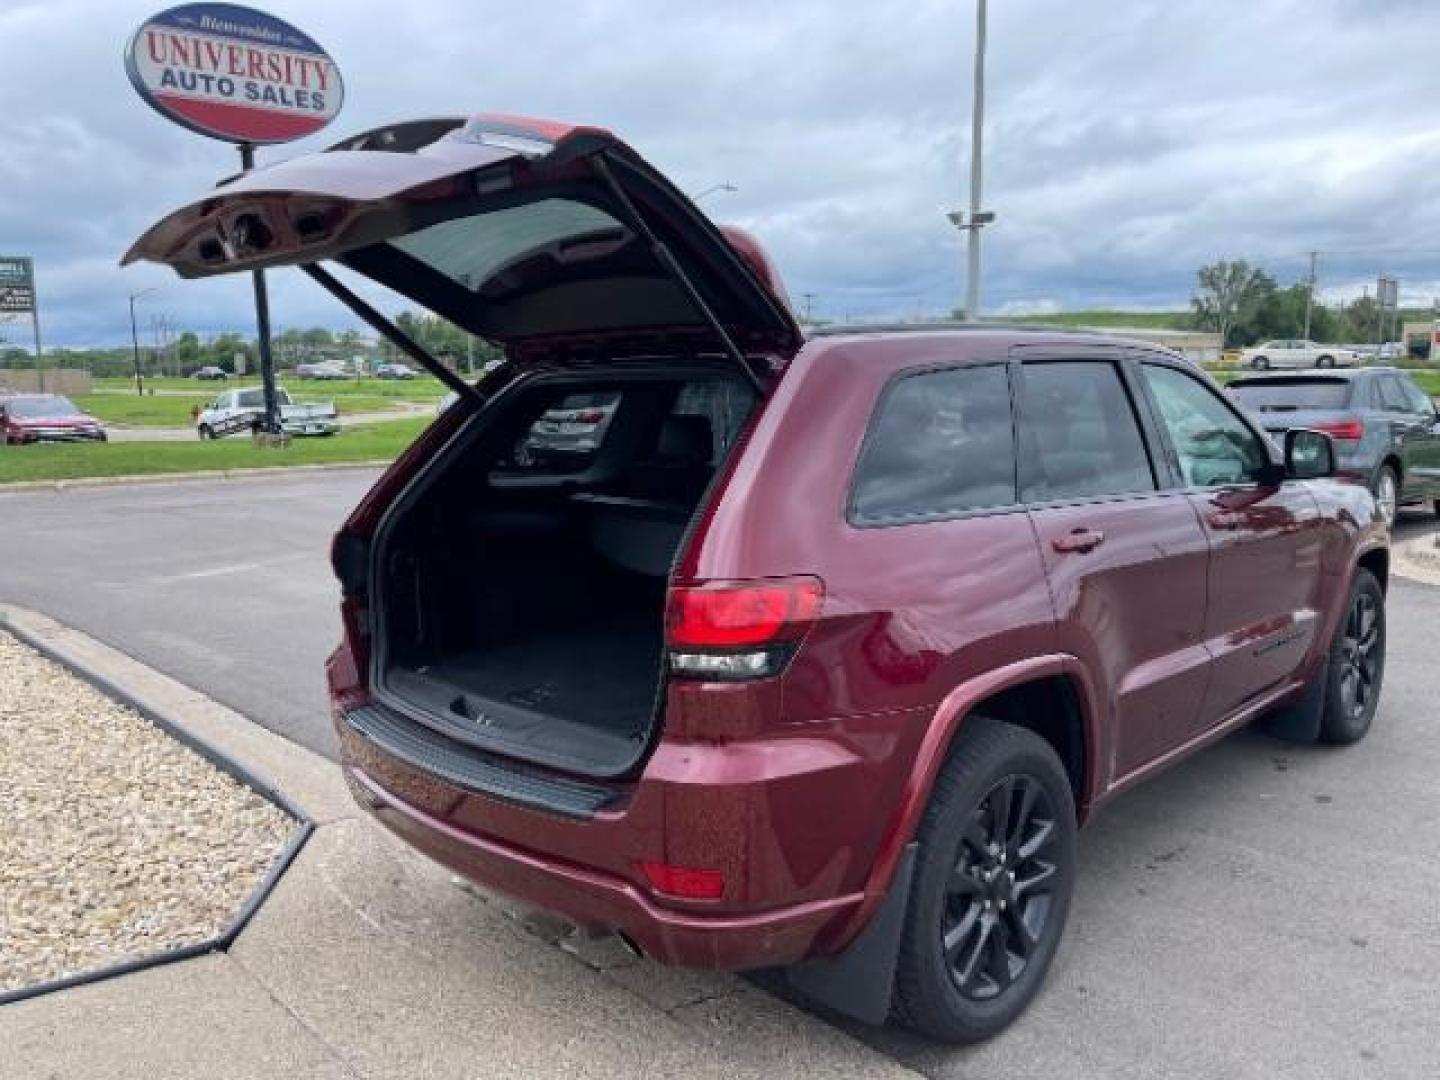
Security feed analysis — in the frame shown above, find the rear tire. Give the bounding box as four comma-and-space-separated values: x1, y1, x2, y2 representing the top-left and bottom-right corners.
1252, 356, 1270, 370
197, 425, 214, 440
1317, 355, 1335, 369
891, 719, 1077, 1043
1317, 568, 1385, 745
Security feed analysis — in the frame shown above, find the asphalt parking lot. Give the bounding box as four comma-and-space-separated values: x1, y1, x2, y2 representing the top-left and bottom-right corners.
2, 472, 1437, 1077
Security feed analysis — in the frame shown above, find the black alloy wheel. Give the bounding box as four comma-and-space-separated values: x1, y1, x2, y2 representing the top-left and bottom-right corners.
892, 720, 1077, 1043
1337, 589, 1381, 726
941, 773, 1060, 1001
1319, 568, 1385, 745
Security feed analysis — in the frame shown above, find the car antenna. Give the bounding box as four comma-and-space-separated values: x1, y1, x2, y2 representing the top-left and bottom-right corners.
593, 154, 766, 394
301, 263, 485, 405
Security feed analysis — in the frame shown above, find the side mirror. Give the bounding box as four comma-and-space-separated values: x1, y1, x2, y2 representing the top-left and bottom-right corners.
1285, 428, 1335, 480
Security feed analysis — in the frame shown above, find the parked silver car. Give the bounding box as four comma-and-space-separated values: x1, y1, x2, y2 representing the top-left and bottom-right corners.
1238, 340, 1363, 370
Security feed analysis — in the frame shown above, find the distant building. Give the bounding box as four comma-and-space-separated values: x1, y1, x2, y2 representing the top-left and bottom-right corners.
1076, 327, 1223, 366
1399, 321, 1435, 358
0, 368, 92, 395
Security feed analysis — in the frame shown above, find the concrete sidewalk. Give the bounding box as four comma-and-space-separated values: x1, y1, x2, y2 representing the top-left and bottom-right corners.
0, 606, 918, 1080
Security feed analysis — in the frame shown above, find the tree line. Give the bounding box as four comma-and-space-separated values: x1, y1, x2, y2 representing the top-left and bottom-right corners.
1190, 259, 1412, 349
0, 312, 500, 377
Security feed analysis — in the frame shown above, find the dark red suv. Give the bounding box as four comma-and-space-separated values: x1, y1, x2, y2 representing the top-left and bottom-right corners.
129, 115, 1389, 1042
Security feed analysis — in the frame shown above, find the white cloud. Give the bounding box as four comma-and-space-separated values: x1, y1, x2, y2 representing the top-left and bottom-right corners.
5, 0, 1440, 343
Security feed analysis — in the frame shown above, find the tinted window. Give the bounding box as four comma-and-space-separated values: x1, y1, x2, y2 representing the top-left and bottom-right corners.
497, 379, 756, 477
1143, 365, 1270, 486
504, 390, 622, 471
391, 198, 628, 294
1376, 376, 1411, 412
1396, 377, 1434, 415
1019, 362, 1155, 501
237, 390, 263, 408
851, 365, 1016, 523
1227, 378, 1352, 412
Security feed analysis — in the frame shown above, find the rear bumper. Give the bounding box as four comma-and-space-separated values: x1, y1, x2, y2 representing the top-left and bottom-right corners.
281, 419, 339, 436
343, 762, 863, 969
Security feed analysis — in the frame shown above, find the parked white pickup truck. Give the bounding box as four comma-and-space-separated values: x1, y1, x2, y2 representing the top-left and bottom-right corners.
196, 386, 339, 439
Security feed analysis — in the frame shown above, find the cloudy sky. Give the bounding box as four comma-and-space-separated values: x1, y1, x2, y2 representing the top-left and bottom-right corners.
5, 0, 1440, 345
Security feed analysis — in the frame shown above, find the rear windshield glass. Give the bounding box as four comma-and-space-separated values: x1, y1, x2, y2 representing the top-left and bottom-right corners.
8, 396, 79, 418
391, 199, 629, 293
1227, 378, 1351, 412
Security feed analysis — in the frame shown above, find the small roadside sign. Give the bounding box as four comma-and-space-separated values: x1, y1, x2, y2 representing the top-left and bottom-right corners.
0, 256, 35, 315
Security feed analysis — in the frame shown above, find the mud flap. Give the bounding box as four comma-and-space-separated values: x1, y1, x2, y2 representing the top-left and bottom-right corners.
1255, 657, 1327, 744
783, 842, 917, 1025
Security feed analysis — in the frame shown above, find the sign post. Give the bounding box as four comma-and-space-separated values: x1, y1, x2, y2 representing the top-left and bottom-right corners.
1377, 275, 1399, 362
0, 256, 43, 392
124, 3, 344, 435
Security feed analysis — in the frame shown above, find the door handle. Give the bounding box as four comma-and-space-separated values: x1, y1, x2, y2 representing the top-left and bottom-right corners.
1052, 528, 1105, 554
1207, 511, 1245, 531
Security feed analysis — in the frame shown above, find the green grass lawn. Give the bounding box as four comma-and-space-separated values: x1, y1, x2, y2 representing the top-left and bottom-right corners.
0, 419, 430, 484
74, 391, 431, 426
1002, 310, 1189, 330
90, 375, 448, 400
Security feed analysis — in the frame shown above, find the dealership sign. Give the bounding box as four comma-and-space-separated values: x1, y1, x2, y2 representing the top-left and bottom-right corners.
125, 3, 343, 144
0, 257, 36, 316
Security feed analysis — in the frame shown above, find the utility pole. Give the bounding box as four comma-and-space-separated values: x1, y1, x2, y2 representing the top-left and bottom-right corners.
800, 292, 816, 323
128, 288, 156, 395
1302, 250, 1319, 340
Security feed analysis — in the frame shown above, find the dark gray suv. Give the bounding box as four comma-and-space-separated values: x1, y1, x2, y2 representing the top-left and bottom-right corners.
1227, 368, 1440, 526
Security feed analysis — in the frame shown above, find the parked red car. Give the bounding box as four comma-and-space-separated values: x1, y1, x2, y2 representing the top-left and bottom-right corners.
128, 115, 1389, 1042
0, 394, 107, 444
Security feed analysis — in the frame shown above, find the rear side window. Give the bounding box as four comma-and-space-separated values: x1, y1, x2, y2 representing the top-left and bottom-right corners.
1018, 362, 1155, 502
850, 365, 1016, 524
1376, 376, 1411, 412
237, 390, 263, 408
1396, 377, 1434, 415
502, 390, 622, 472
1227, 378, 1351, 412
495, 378, 756, 477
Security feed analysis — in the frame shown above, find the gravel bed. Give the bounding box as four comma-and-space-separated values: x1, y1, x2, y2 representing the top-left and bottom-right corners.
0, 633, 296, 995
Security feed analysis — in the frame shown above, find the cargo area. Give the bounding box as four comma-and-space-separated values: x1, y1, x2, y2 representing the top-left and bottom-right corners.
372, 366, 757, 777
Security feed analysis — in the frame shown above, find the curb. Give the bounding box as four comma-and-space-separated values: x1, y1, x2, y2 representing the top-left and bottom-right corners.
0, 612, 315, 1008
0, 459, 389, 494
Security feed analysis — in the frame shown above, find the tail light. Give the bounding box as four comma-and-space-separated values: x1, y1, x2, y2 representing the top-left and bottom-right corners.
572, 408, 606, 423
665, 576, 823, 681
1313, 417, 1364, 442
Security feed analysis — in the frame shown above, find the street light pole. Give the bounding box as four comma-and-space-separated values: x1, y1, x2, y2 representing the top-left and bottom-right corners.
690, 182, 738, 203
965, 0, 988, 320
128, 288, 156, 396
